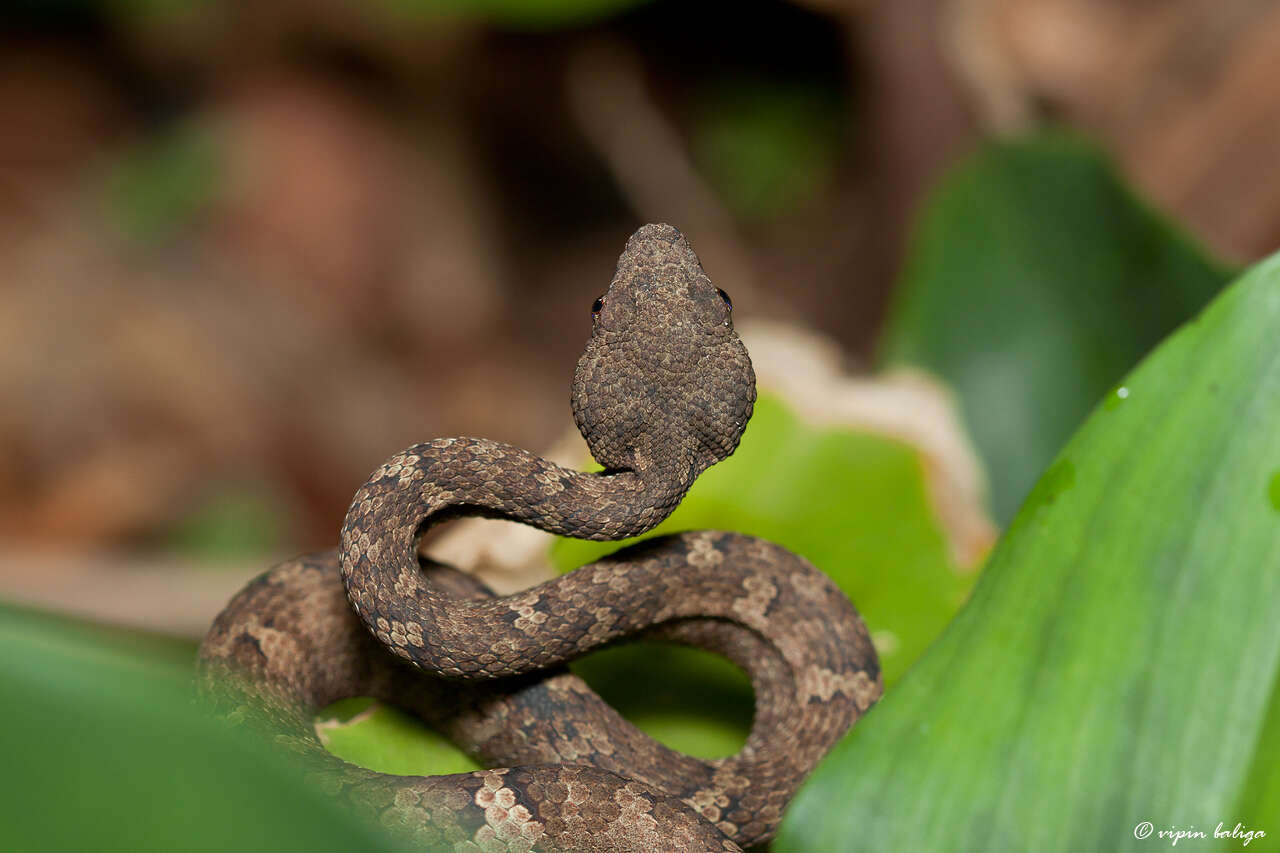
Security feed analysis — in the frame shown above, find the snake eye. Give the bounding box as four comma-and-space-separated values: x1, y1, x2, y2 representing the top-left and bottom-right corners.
716, 288, 732, 325
591, 296, 604, 319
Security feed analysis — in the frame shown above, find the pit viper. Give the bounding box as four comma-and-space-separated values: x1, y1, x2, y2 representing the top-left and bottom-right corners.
200, 224, 882, 852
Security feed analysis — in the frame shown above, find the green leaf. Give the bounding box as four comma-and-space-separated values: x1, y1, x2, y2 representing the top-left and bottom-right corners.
881, 134, 1235, 523
777, 252, 1280, 851
552, 393, 976, 754
0, 606, 408, 853
316, 697, 481, 776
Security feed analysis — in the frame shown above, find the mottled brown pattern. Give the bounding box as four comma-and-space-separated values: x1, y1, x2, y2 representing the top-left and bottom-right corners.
199, 225, 882, 852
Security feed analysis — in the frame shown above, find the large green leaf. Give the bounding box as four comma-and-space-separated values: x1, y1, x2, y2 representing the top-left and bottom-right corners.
0, 606, 409, 853
777, 251, 1280, 850
554, 393, 977, 754
881, 134, 1235, 523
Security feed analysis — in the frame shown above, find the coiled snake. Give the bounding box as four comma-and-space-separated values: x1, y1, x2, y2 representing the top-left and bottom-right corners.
199, 224, 882, 852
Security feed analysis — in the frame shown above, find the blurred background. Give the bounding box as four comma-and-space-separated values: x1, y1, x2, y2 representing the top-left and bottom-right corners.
2, 0, 1279, 643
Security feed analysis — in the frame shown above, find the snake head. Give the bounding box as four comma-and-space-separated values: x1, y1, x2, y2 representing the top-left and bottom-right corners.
572, 224, 756, 487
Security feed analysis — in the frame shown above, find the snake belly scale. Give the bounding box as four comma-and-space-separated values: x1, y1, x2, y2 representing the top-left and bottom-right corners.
199, 224, 882, 852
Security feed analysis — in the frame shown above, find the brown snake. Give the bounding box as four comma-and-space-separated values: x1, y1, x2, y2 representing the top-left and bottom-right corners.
199, 224, 882, 852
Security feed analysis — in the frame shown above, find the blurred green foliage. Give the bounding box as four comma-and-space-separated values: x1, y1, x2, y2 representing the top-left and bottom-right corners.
165, 483, 290, 562
102, 122, 223, 245
0, 606, 408, 853
691, 80, 846, 222
779, 251, 1280, 851
881, 134, 1235, 524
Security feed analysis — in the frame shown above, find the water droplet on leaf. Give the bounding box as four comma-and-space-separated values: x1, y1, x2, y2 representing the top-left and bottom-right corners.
1104, 385, 1130, 411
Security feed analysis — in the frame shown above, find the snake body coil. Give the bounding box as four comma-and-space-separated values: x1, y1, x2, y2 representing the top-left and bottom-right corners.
200, 224, 882, 852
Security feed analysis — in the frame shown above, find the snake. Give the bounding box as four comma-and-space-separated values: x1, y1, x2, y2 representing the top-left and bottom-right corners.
199, 224, 882, 853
